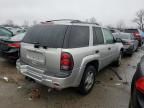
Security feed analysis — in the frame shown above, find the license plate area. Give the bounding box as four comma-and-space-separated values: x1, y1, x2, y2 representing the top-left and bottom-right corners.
27, 50, 45, 64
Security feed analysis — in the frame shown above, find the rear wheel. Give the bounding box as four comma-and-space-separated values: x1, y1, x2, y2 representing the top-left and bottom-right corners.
78, 65, 96, 95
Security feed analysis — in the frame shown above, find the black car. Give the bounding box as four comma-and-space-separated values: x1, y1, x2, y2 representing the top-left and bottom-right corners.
129, 56, 144, 108
0, 32, 25, 60
113, 32, 138, 55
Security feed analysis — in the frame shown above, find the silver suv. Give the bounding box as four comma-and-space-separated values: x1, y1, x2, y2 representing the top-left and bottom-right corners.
16, 20, 123, 94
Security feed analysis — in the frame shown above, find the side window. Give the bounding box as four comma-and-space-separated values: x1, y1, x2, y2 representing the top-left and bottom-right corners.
93, 27, 104, 45
103, 29, 114, 44
68, 26, 89, 48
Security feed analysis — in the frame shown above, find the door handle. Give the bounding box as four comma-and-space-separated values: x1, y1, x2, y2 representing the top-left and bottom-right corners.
108, 47, 111, 50
95, 50, 99, 53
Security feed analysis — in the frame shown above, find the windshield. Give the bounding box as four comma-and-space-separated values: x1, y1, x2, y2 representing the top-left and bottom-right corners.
22, 24, 68, 48
0, 28, 12, 36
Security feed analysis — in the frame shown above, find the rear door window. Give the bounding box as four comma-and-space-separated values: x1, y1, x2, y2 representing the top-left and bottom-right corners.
68, 26, 89, 48
23, 24, 68, 48
103, 29, 114, 44
93, 27, 104, 45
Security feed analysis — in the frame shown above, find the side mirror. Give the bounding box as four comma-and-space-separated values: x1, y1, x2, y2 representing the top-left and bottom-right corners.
115, 38, 123, 43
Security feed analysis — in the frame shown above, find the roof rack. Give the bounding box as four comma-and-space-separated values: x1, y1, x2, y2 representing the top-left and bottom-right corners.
45, 19, 80, 23
74, 21, 99, 25
41, 19, 99, 25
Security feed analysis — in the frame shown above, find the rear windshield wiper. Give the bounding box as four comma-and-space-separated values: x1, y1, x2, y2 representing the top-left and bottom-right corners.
33, 42, 40, 48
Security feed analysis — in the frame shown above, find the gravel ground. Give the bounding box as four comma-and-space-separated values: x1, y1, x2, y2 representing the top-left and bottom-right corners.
0, 49, 143, 108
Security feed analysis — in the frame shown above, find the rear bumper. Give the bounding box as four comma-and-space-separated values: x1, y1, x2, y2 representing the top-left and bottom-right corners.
123, 46, 134, 54
16, 60, 80, 89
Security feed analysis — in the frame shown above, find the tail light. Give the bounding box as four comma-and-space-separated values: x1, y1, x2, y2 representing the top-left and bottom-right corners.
136, 77, 144, 94
133, 32, 141, 39
60, 52, 74, 71
8, 42, 20, 48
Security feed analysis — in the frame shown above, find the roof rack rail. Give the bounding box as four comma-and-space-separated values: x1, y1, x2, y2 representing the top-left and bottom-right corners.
41, 19, 100, 25
45, 19, 81, 22
74, 21, 100, 25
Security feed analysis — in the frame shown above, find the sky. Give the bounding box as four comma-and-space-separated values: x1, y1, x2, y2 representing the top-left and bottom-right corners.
0, 0, 144, 27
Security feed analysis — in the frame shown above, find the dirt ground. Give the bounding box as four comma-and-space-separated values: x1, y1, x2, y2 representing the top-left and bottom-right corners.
0, 49, 144, 108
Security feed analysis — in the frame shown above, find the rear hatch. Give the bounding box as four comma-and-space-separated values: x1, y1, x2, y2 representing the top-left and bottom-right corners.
21, 24, 68, 75
125, 29, 141, 40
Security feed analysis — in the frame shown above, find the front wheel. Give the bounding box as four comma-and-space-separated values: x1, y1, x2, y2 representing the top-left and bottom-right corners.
78, 65, 96, 95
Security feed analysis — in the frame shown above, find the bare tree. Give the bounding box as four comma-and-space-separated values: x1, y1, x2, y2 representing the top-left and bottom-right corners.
85, 19, 89, 22
33, 20, 37, 25
5, 20, 14, 26
23, 20, 29, 27
89, 17, 97, 23
116, 20, 125, 30
107, 24, 115, 29
133, 9, 144, 30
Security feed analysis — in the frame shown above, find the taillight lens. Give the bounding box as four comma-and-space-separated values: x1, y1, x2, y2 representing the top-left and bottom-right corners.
136, 77, 144, 94
60, 52, 74, 71
133, 32, 141, 38
8, 42, 20, 48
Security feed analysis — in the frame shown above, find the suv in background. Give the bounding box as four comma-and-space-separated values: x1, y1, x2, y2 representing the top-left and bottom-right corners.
16, 20, 123, 94
124, 29, 143, 46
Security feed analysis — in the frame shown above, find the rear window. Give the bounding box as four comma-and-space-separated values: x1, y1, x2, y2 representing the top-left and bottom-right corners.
23, 24, 67, 48
125, 29, 138, 33
68, 26, 89, 48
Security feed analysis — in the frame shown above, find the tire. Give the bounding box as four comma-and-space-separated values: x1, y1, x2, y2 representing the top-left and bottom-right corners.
129, 89, 137, 108
129, 98, 132, 108
135, 47, 138, 52
115, 51, 122, 67
78, 65, 96, 95
128, 53, 133, 56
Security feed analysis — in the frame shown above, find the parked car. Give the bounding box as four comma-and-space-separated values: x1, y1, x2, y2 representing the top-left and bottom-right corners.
16, 20, 123, 94
0, 32, 26, 60
0, 27, 14, 40
129, 55, 144, 108
110, 29, 120, 33
113, 32, 138, 55
124, 29, 143, 46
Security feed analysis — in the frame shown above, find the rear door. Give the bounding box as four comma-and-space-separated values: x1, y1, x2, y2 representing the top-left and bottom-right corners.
92, 27, 110, 69
21, 24, 68, 74
102, 28, 118, 63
